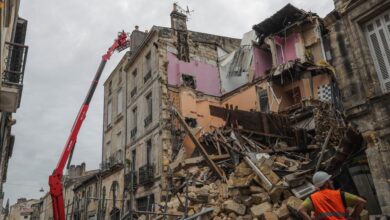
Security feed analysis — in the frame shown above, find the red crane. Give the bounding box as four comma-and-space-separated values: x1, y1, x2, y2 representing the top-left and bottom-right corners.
49, 31, 130, 220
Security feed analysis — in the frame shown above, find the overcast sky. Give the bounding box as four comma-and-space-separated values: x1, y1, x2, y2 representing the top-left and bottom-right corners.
4, 0, 334, 204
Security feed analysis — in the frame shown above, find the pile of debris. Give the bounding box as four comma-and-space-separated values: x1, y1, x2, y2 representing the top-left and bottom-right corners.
162, 102, 361, 220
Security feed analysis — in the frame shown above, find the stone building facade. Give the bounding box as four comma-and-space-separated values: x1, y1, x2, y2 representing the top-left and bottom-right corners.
326, 0, 390, 215
8, 198, 39, 220
0, 0, 28, 210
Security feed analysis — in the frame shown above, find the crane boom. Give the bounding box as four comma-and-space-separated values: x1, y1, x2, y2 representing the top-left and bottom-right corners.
49, 31, 130, 220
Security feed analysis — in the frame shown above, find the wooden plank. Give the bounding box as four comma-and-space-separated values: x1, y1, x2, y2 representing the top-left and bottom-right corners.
172, 107, 225, 180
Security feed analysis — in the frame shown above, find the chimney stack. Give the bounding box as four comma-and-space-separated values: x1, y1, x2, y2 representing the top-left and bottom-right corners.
170, 3, 187, 31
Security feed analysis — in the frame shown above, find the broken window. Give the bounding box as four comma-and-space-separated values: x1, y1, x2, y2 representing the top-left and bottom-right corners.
181, 74, 196, 89
107, 101, 112, 125
146, 139, 152, 165
258, 89, 269, 112
185, 117, 197, 128
365, 9, 390, 93
117, 88, 123, 115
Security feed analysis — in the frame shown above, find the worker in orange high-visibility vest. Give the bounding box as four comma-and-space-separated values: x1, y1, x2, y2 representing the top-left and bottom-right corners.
298, 171, 367, 220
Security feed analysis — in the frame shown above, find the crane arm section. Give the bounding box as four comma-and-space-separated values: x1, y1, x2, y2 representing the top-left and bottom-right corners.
49, 31, 129, 220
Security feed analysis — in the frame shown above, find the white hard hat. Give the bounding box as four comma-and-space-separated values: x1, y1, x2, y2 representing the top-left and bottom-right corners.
312, 171, 332, 187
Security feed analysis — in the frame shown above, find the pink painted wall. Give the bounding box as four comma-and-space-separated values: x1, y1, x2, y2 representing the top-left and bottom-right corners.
253, 47, 272, 80
274, 33, 299, 64
167, 52, 221, 96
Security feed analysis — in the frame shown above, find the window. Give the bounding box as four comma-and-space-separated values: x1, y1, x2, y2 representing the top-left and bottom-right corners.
108, 81, 112, 95
182, 74, 196, 89
146, 93, 152, 117
144, 52, 152, 83
116, 131, 122, 150
117, 88, 123, 115
131, 149, 136, 171
131, 69, 138, 97
365, 9, 390, 93
132, 107, 138, 128
107, 101, 112, 125
145, 52, 152, 74
137, 194, 155, 212
146, 139, 152, 165
144, 93, 153, 127
258, 89, 269, 112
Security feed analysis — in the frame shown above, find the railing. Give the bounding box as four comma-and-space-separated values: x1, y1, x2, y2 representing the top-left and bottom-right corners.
138, 164, 154, 185
143, 70, 152, 83
144, 115, 152, 127
2, 42, 28, 87
125, 171, 138, 190
131, 127, 137, 138
130, 87, 137, 97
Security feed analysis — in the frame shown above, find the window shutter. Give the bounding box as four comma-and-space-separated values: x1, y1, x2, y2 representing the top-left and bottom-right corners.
366, 10, 390, 93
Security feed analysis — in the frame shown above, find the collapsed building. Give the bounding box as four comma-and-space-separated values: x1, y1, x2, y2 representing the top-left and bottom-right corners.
28, 1, 390, 219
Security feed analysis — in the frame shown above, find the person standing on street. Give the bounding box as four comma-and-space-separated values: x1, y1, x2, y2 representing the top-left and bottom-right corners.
298, 171, 367, 220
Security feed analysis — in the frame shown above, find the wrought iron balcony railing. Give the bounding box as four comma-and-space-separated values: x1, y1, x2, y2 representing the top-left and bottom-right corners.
138, 164, 154, 185
2, 42, 28, 87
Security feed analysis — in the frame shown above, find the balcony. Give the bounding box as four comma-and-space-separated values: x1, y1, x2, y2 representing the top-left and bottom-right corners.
144, 114, 152, 127
138, 164, 154, 185
143, 70, 152, 83
131, 127, 137, 138
125, 171, 138, 190
0, 42, 29, 112
130, 87, 137, 97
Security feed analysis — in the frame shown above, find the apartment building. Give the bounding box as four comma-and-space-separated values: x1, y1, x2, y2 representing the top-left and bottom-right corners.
8, 198, 39, 220
0, 0, 28, 211
325, 0, 390, 215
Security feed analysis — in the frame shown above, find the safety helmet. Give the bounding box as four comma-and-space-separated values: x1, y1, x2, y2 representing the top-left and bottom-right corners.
312, 171, 332, 187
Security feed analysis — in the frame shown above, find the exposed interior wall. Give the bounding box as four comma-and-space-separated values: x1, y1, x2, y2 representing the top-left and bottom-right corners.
252, 47, 272, 80
167, 52, 221, 96
268, 73, 332, 112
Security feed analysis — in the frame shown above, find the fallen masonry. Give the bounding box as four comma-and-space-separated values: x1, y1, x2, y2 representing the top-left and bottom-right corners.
147, 100, 366, 220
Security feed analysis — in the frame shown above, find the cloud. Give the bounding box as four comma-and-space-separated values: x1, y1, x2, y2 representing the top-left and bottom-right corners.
4, 0, 334, 204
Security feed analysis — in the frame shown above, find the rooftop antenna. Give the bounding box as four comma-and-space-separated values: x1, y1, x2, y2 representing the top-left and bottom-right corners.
174, 2, 194, 20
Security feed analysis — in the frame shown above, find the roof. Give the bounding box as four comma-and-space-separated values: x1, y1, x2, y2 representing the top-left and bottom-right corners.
252, 4, 308, 36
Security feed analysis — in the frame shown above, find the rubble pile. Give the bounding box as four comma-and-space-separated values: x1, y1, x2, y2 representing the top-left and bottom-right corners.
162, 102, 361, 220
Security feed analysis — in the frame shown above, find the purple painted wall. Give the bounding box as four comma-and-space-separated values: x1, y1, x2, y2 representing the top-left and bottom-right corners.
253, 47, 272, 80
274, 33, 299, 64
167, 52, 221, 96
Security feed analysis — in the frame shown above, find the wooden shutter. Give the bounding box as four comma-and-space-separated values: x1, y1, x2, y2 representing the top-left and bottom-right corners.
366, 10, 390, 93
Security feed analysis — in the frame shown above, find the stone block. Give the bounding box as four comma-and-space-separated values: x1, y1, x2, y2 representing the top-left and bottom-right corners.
250, 202, 272, 218
223, 199, 246, 216
252, 192, 270, 204
286, 196, 303, 213
250, 186, 265, 193
263, 212, 279, 220
274, 204, 289, 220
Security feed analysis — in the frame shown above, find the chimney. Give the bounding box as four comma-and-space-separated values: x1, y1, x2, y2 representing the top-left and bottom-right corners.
81, 162, 86, 175
68, 165, 76, 178
130, 25, 147, 52
170, 3, 187, 31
